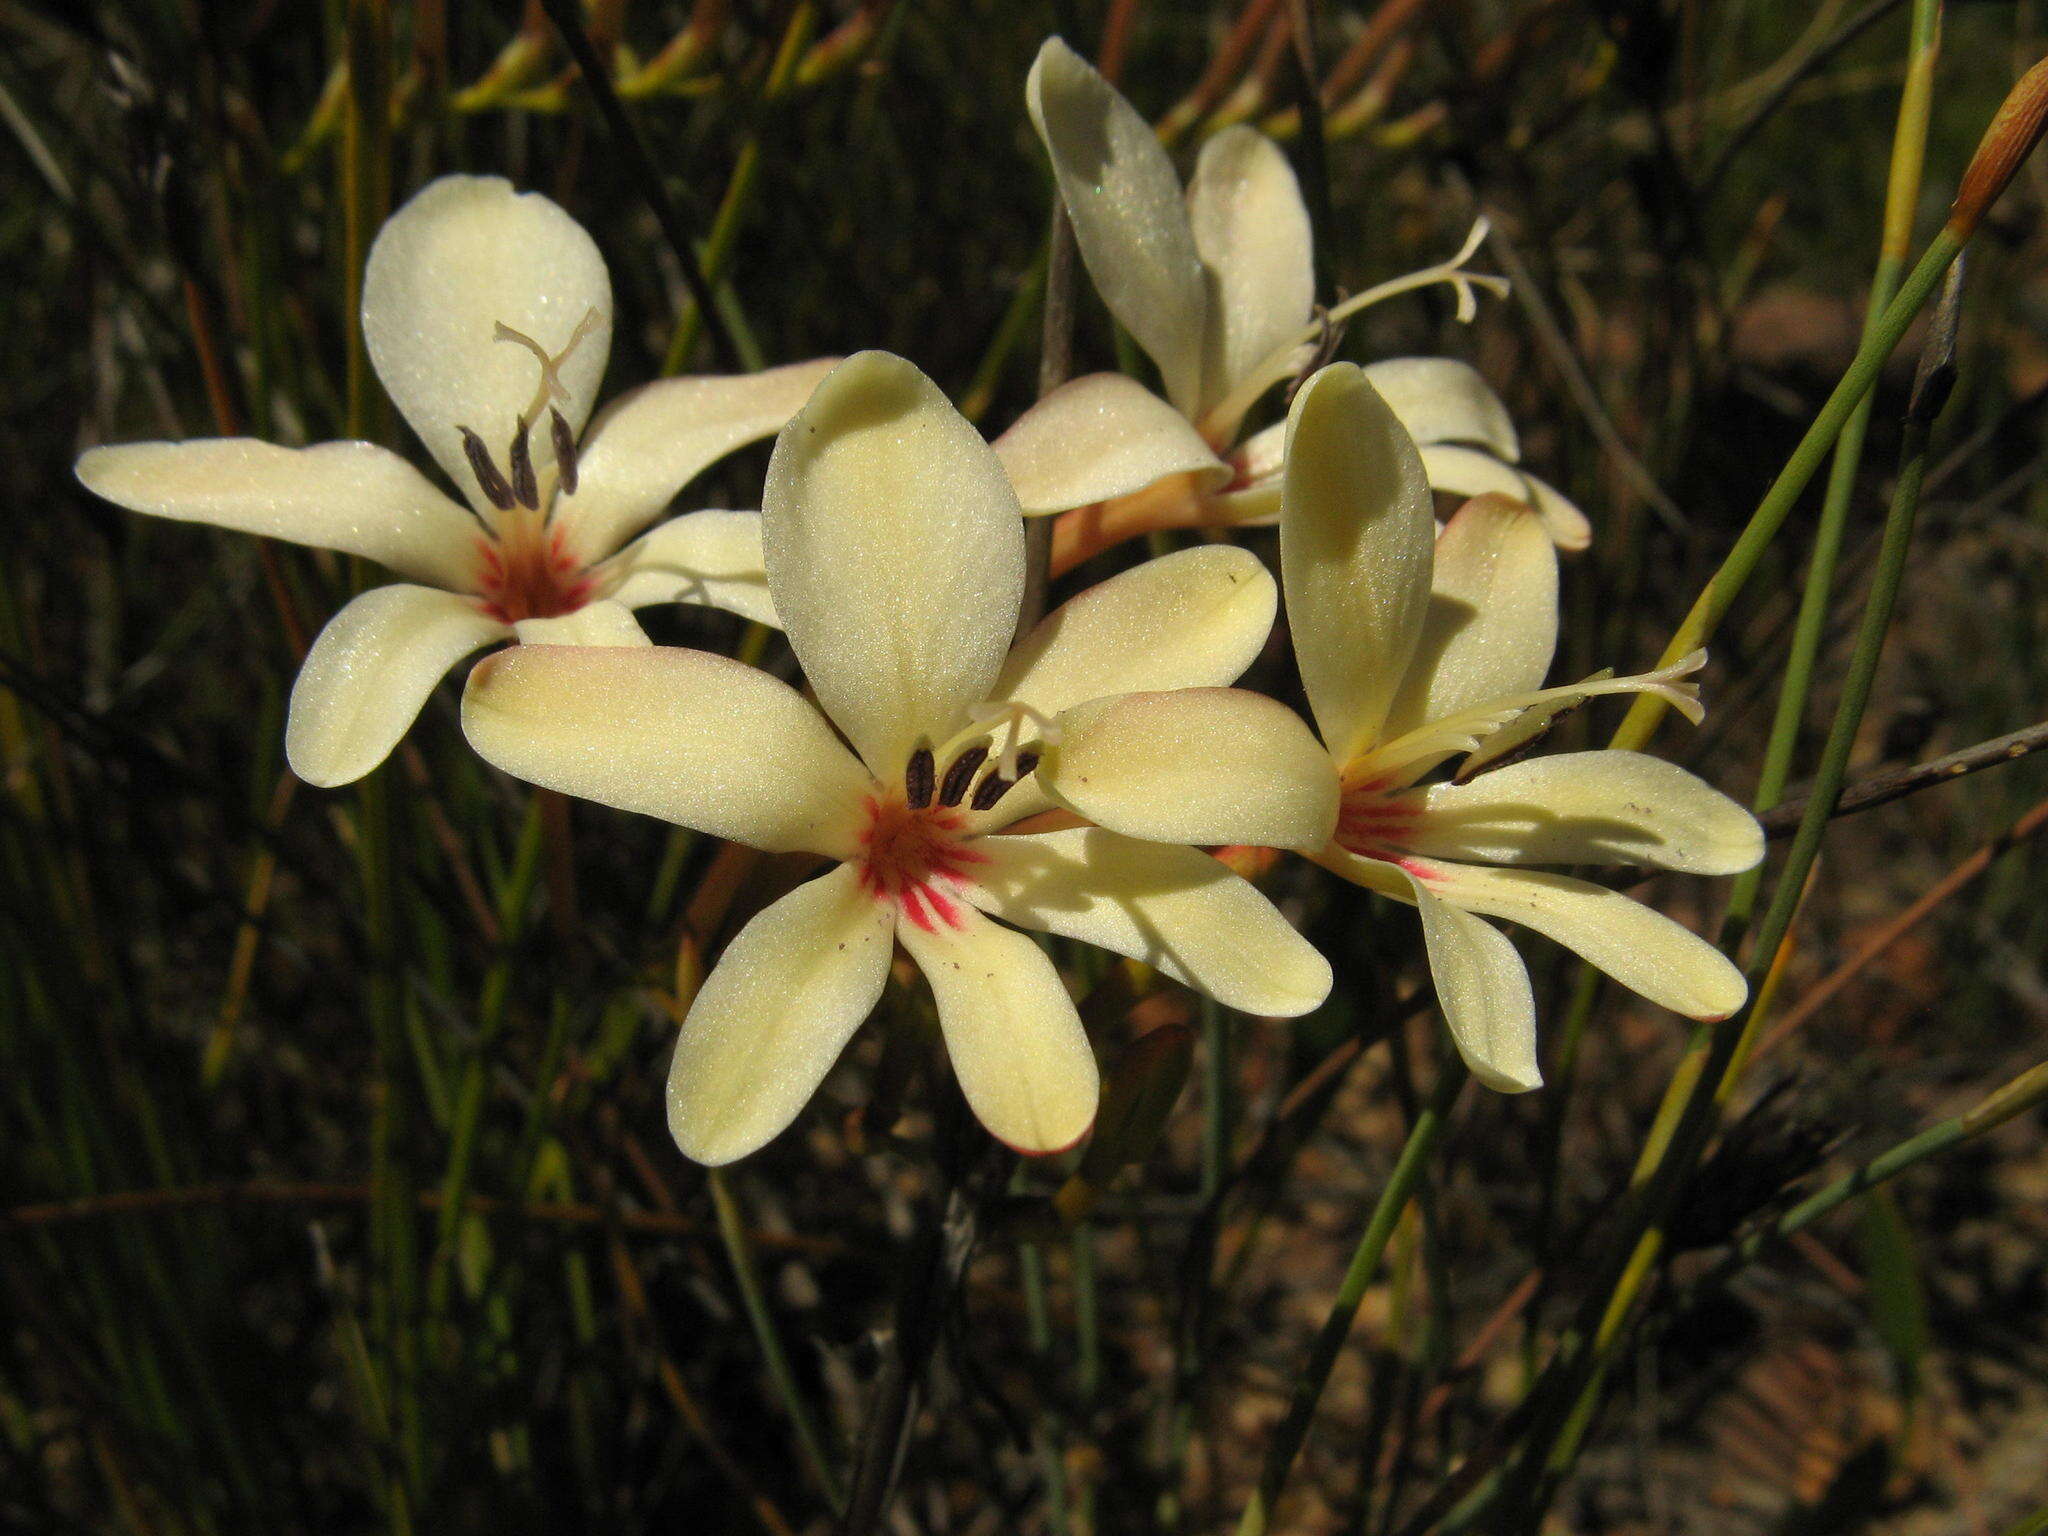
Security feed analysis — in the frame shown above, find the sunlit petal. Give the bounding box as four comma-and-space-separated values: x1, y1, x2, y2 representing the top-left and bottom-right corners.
286, 583, 509, 787
1418, 444, 1591, 552
593, 509, 778, 625
1040, 688, 1339, 851
971, 827, 1331, 1016
555, 358, 838, 557
1026, 38, 1208, 416
1362, 358, 1520, 459
362, 176, 611, 510
994, 374, 1228, 514
667, 864, 893, 1165
1281, 363, 1435, 761
510, 599, 649, 647
1385, 493, 1557, 737
996, 545, 1274, 718
1400, 752, 1764, 874
1187, 126, 1314, 426
763, 352, 1023, 777
76, 439, 483, 589
1401, 872, 1540, 1092
461, 644, 871, 858
899, 906, 1099, 1154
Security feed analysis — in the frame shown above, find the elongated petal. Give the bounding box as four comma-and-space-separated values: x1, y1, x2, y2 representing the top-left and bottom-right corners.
1385, 493, 1557, 737
1401, 855, 1746, 1020
511, 599, 649, 647
899, 906, 1098, 1154
1401, 752, 1764, 874
1209, 419, 1286, 527
1418, 444, 1591, 552
556, 358, 839, 557
996, 545, 1275, 718
286, 584, 509, 787
1187, 127, 1314, 423
1039, 688, 1339, 850
594, 509, 777, 625
763, 352, 1023, 777
363, 176, 611, 510
667, 864, 893, 1165
994, 374, 1228, 514
971, 828, 1330, 1016
76, 439, 483, 589
1026, 38, 1208, 416
1362, 358, 1520, 459
1402, 873, 1540, 1091
1281, 363, 1435, 761
461, 644, 871, 858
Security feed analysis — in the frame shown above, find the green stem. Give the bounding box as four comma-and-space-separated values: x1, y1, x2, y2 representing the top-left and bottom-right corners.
1234, 1059, 1467, 1536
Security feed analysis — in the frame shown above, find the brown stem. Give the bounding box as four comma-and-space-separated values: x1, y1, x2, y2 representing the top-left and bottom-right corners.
1761, 717, 2048, 836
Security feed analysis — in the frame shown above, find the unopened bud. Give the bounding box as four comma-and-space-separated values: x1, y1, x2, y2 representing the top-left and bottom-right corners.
1950, 55, 2048, 239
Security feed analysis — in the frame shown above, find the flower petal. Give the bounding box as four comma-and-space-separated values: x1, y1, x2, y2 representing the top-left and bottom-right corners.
594, 509, 777, 625
1400, 872, 1540, 1092
461, 644, 871, 857
510, 599, 649, 647
996, 544, 1275, 718
1026, 38, 1209, 417
362, 176, 611, 512
555, 358, 839, 558
898, 906, 1098, 1154
286, 584, 509, 787
969, 827, 1330, 1016
1186, 126, 1314, 428
667, 863, 893, 1165
1209, 419, 1286, 527
1362, 358, 1520, 459
1385, 492, 1557, 737
1395, 855, 1747, 1020
993, 374, 1228, 514
76, 439, 483, 589
1039, 688, 1339, 851
1418, 444, 1591, 552
1281, 363, 1436, 762
1401, 751, 1764, 874
763, 352, 1024, 777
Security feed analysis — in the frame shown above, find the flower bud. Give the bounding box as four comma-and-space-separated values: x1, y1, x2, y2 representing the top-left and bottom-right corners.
1950, 55, 2048, 239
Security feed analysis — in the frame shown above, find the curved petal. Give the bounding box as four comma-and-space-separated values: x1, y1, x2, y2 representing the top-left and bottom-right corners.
76, 439, 483, 589
1362, 358, 1520, 459
1187, 126, 1314, 425
461, 644, 871, 858
970, 827, 1330, 1016
362, 176, 612, 511
1210, 419, 1286, 527
594, 509, 777, 625
996, 544, 1275, 718
1401, 855, 1746, 1021
994, 374, 1228, 514
1401, 872, 1540, 1093
1281, 363, 1436, 762
1039, 688, 1339, 851
1401, 752, 1764, 874
667, 863, 893, 1165
899, 905, 1098, 1154
511, 599, 649, 647
1385, 493, 1557, 737
1418, 444, 1591, 552
1026, 38, 1208, 417
286, 584, 509, 787
763, 352, 1024, 778
555, 358, 839, 558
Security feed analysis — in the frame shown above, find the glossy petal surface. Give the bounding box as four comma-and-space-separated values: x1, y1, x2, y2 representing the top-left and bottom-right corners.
994, 374, 1227, 514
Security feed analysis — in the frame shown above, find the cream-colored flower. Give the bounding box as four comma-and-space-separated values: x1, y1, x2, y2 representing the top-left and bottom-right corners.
461, 352, 1333, 1164
1046, 364, 1759, 1093
995, 37, 1588, 567
76, 175, 834, 786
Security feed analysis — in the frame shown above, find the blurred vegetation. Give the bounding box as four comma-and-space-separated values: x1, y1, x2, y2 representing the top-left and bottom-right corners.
4, 1, 2048, 1533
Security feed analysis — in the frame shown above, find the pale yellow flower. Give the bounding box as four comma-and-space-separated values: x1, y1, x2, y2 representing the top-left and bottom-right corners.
460, 352, 1333, 1164
76, 175, 833, 785
993, 38, 1588, 568
1045, 364, 1760, 1092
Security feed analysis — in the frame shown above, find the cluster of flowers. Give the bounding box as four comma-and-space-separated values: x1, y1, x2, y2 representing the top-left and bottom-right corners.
78, 40, 1761, 1166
